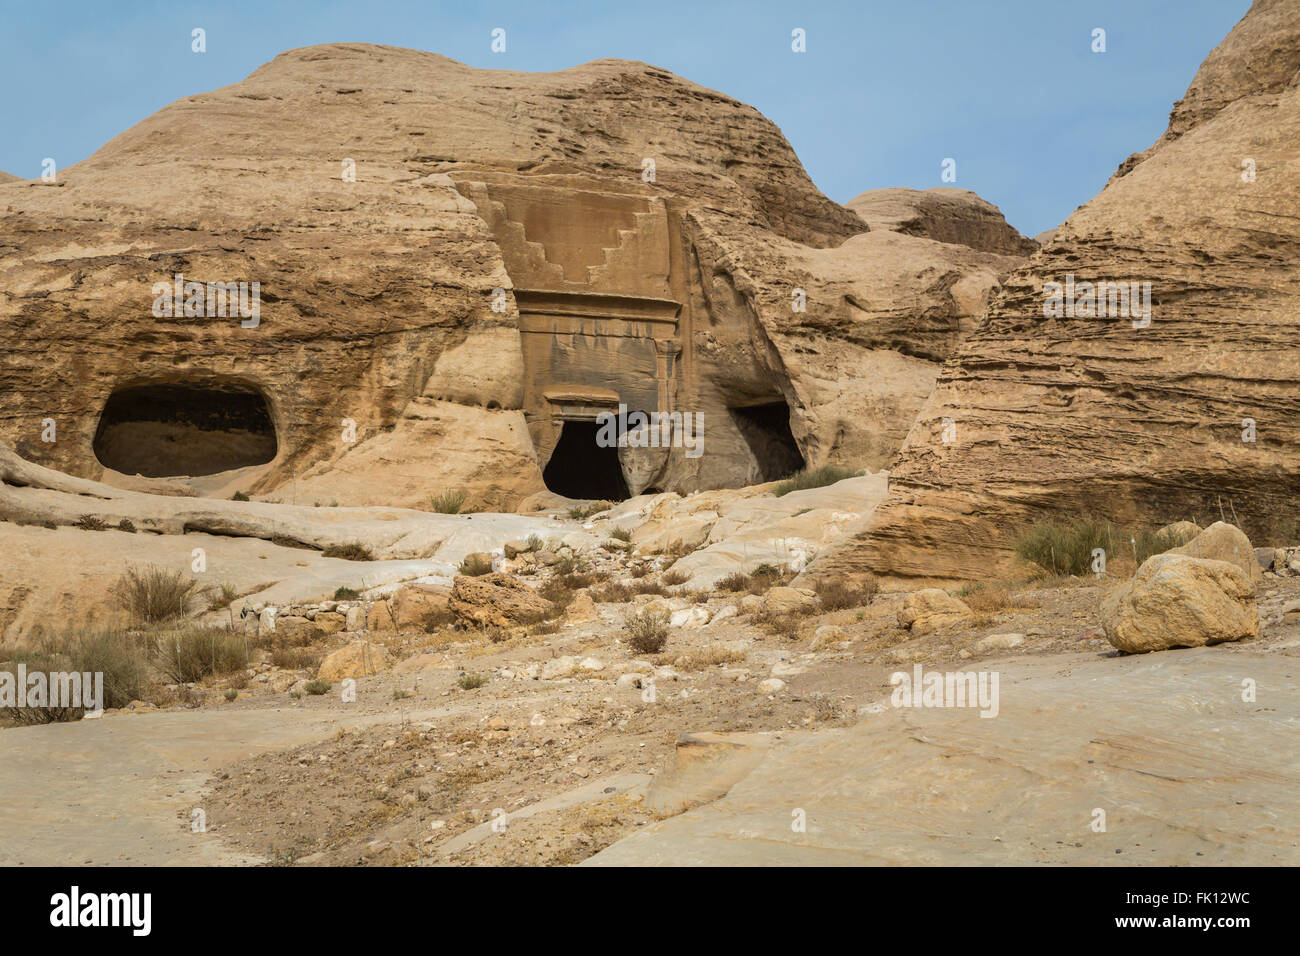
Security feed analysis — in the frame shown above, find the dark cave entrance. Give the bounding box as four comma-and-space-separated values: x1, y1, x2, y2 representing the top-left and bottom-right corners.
92, 382, 277, 478
730, 400, 805, 482
543, 420, 631, 501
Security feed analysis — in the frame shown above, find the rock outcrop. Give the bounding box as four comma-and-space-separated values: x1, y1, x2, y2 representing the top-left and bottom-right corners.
0, 43, 1029, 508
846, 187, 1037, 257
809, 0, 1300, 584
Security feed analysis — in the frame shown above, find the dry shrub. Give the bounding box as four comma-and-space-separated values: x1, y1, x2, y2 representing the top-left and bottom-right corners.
956, 581, 1039, 613
659, 539, 697, 560
623, 607, 670, 654
662, 569, 691, 586
271, 646, 322, 671
715, 571, 751, 593
814, 575, 878, 611
152, 625, 250, 684
591, 580, 632, 603
774, 464, 858, 497
115, 565, 201, 624
1, 629, 149, 723
322, 543, 373, 561
674, 645, 745, 671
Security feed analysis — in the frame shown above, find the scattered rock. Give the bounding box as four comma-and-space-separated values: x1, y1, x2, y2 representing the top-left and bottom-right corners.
756, 678, 787, 694
976, 633, 1025, 652
763, 586, 818, 615
898, 589, 971, 634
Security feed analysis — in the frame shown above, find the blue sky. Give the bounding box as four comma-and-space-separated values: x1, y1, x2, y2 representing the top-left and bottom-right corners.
0, 0, 1249, 237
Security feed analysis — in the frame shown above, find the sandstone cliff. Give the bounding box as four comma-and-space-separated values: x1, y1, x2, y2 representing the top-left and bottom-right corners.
808, 0, 1300, 585
0, 43, 1027, 509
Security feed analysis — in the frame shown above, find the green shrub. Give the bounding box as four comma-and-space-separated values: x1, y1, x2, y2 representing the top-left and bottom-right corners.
224, 689, 238, 702
231, 491, 250, 502
457, 672, 488, 690
1014, 517, 1119, 577
774, 465, 858, 497
304, 679, 331, 696
333, 585, 360, 600
74, 514, 107, 531
115, 565, 201, 624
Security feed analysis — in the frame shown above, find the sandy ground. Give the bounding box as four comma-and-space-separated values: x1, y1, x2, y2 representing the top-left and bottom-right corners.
4, 573, 1298, 866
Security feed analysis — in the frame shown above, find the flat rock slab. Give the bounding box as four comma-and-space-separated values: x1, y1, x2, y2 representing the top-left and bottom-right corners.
0, 705, 457, 866
587, 647, 1300, 865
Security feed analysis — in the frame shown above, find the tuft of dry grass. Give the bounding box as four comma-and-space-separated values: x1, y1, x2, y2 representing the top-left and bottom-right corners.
115, 565, 201, 624
322, 543, 373, 561
674, 645, 745, 671
430, 489, 468, 514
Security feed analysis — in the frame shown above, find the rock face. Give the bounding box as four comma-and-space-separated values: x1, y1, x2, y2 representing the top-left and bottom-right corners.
1102, 553, 1258, 653
846, 188, 1037, 257
0, 43, 1028, 509
809, 0, 1300, 584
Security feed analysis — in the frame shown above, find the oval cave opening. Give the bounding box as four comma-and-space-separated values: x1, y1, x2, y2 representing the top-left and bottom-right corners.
92, 381, 277, 478
542, 420, 631, 501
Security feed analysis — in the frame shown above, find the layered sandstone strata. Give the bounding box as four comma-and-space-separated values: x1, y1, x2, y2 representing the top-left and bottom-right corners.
809, 0, 1300, 584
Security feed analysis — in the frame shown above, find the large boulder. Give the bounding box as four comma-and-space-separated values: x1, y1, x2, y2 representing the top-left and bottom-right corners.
897, 589, 971, 635
1168, 521, 1262, 586
391, 585, 452, 630
1101, 554, 1258, 654
449, 573, 553, 628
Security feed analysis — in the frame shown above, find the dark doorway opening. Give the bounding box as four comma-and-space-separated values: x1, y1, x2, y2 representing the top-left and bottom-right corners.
93, 381, 277, 477
730, 401, 805, 482
543, 420, 631, 501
